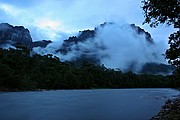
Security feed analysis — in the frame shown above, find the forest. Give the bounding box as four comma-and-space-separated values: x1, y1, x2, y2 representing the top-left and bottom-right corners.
0, 47, 179, 91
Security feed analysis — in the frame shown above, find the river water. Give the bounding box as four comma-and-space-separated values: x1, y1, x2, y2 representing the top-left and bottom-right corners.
0, 88, 179, 120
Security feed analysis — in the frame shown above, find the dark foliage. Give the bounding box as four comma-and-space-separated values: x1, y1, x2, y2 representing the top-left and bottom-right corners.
142, 0, 180, 28
166, 31, 180, 68
0, 48, 179, 91
141, 0, 180, 71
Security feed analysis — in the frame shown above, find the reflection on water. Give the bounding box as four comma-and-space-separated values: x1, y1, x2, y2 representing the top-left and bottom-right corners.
0, 88, 179, 120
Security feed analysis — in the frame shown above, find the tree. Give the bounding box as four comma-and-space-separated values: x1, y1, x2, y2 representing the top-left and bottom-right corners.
141, 0, 180, 69
166, 31, 180, 68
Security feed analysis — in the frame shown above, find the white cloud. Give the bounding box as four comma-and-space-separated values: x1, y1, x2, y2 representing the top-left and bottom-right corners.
0, 0, 176, 44
0, 1, 73, 41
36, 19, 60, 30
0, 3, 21, 16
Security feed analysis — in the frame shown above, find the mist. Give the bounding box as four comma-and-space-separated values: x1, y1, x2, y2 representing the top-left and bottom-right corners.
97, 23, 166, 72
33, 22, 167, 72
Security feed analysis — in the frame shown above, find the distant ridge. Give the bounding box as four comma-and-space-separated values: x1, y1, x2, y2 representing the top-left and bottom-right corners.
0, 22, 175, 75
0, 23, 52, 48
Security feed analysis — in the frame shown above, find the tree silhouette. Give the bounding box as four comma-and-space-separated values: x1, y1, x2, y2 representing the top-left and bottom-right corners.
141, 0, 180, 69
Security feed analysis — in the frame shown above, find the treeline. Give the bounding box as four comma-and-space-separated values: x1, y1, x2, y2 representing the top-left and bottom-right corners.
0, 48, 179, 91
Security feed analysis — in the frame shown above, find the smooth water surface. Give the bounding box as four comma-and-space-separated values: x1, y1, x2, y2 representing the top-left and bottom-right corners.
0, 88, 179, 120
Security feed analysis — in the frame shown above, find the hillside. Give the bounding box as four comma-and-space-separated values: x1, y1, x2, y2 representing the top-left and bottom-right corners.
0, 22, 175, 74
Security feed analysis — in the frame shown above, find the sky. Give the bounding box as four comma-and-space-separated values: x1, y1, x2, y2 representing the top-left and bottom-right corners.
0, 0, 175, 44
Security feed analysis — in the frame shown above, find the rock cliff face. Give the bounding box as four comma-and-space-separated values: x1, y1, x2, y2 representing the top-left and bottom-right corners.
0, 23, 32, 48
130, 24, 153, 43
57, 29, 95, 54
0, 23, 175, 74
0, 23, 52, 48
0, 22, 154, 50
58, 22, 154, 55
31, 40, 52, 48
57, 22, 155, 65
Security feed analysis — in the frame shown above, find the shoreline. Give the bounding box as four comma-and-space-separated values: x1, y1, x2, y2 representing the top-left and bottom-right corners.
0, 88, 180, 93
0, 87, 49, 92
1, 87, 179, 92
150, 89, 180, 120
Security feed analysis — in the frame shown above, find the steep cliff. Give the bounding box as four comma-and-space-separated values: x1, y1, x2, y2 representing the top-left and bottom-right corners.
0, 23, 52, 48
0, 23, 32, 48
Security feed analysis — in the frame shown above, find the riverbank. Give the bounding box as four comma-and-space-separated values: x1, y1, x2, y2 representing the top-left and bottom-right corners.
0, 87, 47, 92
150, 94, 180, 120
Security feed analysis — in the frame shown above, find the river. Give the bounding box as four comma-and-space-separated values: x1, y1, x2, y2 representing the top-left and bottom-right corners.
0, 88, 179, 120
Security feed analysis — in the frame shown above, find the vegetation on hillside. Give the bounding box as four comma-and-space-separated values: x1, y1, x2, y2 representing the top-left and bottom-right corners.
0, 48, 179, 91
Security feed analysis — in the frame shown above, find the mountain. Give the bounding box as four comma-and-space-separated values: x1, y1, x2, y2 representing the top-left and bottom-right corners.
130, 24, 153, 43
31, 40, 52, 48
0, 22, 175, 74
141, 62, 175, 75
57, 22, 155, 65
0, 23, 52, 48
58, 22, 154, 56
0, 22, 153, 51
0, 23, 32, 48
55, 22, 175, 74
57, 29, 96, 54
